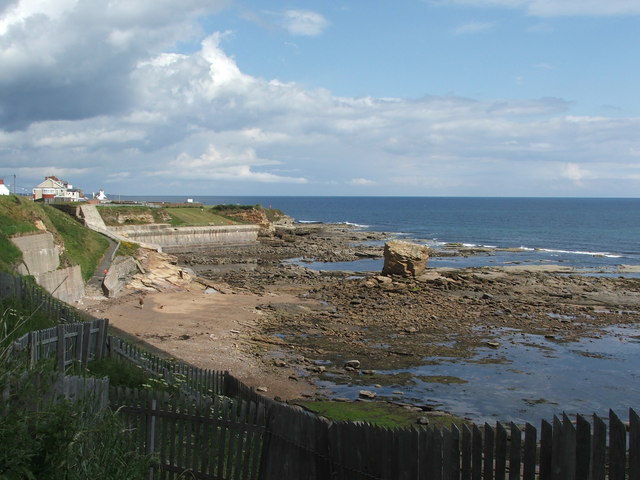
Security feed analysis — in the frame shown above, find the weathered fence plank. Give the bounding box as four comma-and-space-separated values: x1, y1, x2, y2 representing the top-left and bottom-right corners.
591, 414, 606, 480
575, 414, 590, 480
495, 422, 507, 480
609, 410, 626, 480
508, 422, 521, 480
630, 408, 640, 480
522, 423, 536, 480
461, 424, 472, 480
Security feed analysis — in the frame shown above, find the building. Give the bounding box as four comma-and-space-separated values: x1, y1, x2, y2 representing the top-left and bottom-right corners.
94, 189, 108, 201
32, 176, 82, 202
0, 179, 10, 195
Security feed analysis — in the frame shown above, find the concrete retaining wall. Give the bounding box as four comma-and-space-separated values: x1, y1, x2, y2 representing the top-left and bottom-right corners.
109, 224, 259, 249
11, 232, 85, 303
33, 265, 84, 304
103, 256, 140, 298
12, 232, 61, 276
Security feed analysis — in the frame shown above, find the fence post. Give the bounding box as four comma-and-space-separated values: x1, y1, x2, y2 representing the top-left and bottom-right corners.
146, 396, 157, 480
81, 322, 91, 367
96, 319, 108, 359
29, 331, 38, 368
56, 324, 65, 371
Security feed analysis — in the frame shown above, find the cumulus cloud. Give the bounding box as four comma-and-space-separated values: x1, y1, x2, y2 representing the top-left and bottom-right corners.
1, 1, 639, 196
282, 10, 329, 36
0, 0, 229, 129
167, 146, 308, 184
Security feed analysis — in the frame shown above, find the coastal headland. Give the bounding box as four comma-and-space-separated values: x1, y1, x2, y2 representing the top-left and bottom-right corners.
81, 221, 640, 421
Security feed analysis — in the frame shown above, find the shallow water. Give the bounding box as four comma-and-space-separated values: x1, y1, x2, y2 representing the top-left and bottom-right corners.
316, 325, 640, 424
290, 255, 640, 278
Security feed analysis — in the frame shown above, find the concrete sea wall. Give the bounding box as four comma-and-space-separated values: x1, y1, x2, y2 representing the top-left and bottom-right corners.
108, 224, 259, 251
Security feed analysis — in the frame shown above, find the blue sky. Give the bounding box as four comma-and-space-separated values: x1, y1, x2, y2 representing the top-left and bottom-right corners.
1, 0, 639, 197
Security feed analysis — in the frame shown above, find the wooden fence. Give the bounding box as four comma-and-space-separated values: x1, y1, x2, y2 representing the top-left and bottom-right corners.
105, 328, 640, 480
259, 405, 640, 480
111, 387, 267, 480
0, 271, 92, 325
12, 318, 109, 370
108, 335, 227, 398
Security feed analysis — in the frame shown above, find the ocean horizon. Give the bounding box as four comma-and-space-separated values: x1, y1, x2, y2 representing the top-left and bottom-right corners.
119, 195, 640, 271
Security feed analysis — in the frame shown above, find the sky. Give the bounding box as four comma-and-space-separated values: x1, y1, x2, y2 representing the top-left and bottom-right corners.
1, 0, 639, 197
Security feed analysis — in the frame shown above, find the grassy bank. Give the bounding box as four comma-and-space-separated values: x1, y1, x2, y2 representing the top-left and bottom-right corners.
98, 203, 286, 227
0, 196, 109, 280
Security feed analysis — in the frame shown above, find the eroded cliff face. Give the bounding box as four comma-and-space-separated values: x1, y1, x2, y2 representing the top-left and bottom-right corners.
126, 249, 194, 293
111, 210, 172, 225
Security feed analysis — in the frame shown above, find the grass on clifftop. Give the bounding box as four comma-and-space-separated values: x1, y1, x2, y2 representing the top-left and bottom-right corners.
0, 195, 109, 280
98, 205, 240, 226
163, 206, 238, 226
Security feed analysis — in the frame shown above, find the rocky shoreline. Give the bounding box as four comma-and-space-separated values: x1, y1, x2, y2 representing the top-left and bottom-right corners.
173, 223, 640, 410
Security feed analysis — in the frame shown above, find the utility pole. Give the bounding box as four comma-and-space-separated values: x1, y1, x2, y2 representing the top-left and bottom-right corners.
13, 174, 16, 195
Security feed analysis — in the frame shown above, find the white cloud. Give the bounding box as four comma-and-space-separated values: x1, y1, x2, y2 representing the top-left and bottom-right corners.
282, 10, 329, 36
348, 178, 376, 186
453, 21, 495, 34
167, 146, 308, 184
435, 0, 640, 16
1, 2, 639, 196
562, 162, 589, 186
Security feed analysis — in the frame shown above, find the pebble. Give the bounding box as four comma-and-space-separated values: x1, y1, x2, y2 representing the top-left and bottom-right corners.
344, 359, 361, 369
359, 390, 376, 399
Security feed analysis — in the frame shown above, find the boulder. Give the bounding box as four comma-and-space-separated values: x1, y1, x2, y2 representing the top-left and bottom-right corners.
382, 240, 429, 277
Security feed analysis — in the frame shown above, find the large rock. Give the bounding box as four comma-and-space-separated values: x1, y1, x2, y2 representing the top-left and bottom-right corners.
382, 240, 429, 277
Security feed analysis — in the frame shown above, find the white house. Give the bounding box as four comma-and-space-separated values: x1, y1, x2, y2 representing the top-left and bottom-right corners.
94, 189, 108, 201
0, 179, 10, 195
32, 176, 82, 202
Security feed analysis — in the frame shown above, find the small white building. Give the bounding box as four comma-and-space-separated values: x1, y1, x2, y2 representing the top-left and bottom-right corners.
94, 189, 108, 201
0, 179, 10, 195
32, 176, 82, 202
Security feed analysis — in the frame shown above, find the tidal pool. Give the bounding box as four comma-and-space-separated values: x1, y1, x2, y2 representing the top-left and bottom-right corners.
316, 325, 640, 425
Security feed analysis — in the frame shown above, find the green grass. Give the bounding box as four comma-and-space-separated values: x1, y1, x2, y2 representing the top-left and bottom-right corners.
97, 205, 171, 225
294, 400, 468, 429
163, 207, 238, 226
116, 241, 140, 257
0, 196, 109, 280
98, 205, 240, 227
42, 205, 109, 281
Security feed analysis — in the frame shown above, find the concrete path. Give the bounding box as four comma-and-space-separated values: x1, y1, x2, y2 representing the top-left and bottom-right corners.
88, 236, 118, 288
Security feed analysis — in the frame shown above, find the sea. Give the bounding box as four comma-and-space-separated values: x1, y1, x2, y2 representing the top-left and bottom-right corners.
122, 196, 640, 272
120, 196, 640, 423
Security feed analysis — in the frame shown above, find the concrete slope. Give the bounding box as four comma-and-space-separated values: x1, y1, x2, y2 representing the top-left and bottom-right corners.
79, 204, 162, 251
